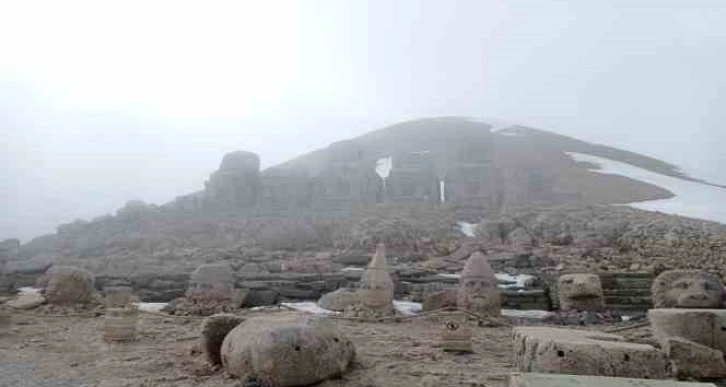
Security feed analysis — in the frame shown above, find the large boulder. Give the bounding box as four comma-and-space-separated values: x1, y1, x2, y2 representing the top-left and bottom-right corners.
557, 274, 604, 312
220, 315, 356, 386
201, 314, 245, 365
649, 308, 726, 354
42, 266, 95, 305
318, 288, 359, 312
513, 327, 669, 379
651, 270, 724, 309
663, 336, 726, 379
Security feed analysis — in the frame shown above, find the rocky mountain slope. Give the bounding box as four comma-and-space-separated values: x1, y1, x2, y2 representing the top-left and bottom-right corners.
3, 117, 723, 300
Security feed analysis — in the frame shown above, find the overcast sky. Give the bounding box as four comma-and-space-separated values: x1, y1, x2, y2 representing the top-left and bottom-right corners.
2, 0, 725, 242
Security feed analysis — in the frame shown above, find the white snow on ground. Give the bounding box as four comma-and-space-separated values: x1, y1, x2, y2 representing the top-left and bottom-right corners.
438, 273, 534, 289
283, 301, 551, 320
502, 309, 553, 319
18, 287, 41, 295
567, 152, 726, 224
457, 221, 477, 237
281, 301, 340, 316
133, 302, 168, 313
394, 300, 422, 316
341, 267, 364, 272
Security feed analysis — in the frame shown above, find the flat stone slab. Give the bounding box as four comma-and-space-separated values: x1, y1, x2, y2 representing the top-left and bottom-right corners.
513, 327, 669, 379
648, 308, 726, 352
510, 373, 716, 387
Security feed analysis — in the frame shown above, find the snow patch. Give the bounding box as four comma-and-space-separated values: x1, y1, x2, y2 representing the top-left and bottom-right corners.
567, 152, 726, 224
502, 309, 553, 320
375, 156, 393, 180
18, 287, 42, 295
394, 300, 422, 316
133, 302, 168, 313
281, 302, 340, 316
341, 267, 364, 272
440, 179, 446, 203
435, 273, 535, 289
457, 221, 477, 237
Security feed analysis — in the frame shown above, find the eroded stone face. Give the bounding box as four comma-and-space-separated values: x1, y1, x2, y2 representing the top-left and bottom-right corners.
557, 274, 604, 312
652, 270, 724, 309
187, 263, 236, 302
456, 252, 501, 316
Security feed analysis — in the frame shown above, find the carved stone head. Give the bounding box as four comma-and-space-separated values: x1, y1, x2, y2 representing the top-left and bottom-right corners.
187, 262, 235, 302
359, 243, 394, 310
557, 274, 604, 312
456, 252, 501, 316
652, 270, 725, 309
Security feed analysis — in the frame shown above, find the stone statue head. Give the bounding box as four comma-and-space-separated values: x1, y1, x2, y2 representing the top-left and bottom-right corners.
456, 252, 501, 316
359, 243, 394, 310
652, 270, 725, 309
557, 273, 604, 312
187, 262, 236, 302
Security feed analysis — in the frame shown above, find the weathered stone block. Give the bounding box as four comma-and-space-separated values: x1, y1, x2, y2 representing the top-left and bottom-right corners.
648, 309, 726, 353
510, 372, 716, 387
663, 337, 726, 379
513, 327, 669, 379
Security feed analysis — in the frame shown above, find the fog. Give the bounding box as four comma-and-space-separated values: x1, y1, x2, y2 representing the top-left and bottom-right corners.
2, 0, 726, 241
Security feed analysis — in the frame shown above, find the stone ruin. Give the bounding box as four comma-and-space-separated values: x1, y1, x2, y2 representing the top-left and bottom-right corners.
164, 262, 244, 316
557, 273, 604, 312
647, 269, 726, 378
513, 327, 669, 379
345, 243, 395, 317
41, 266, 96, 305
187, 262, 236, 302
457, 251, 501, 316
102, 286, 139, 342
202, 314, 356, 386
651, 269, 725, 309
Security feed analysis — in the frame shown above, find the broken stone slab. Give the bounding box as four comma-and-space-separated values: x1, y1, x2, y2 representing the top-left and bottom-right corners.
509, 372, 716, 387
648, 308, 726, 352
663, 337, 726, 379
513, 327, 669, 379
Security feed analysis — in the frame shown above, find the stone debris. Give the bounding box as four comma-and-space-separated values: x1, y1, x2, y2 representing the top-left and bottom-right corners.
651, 270, 724, 309
509, 372, 716, 387
220, 315, 356, 386
513, 327, 669, 379
317, 288, 359, 312
200, 313, 245, 365
42, 266, 95, 305
557, 273, 604, 312
457, 251, 501, 316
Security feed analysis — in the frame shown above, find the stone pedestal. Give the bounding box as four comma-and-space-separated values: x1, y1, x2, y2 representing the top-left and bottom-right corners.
513, 327, 669, 379
103, 307, 138, 342
441, 321, 472, 353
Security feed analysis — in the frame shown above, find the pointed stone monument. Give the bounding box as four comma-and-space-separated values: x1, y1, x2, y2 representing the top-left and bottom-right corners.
359, 243, 394, 312
457, 251, 501, 316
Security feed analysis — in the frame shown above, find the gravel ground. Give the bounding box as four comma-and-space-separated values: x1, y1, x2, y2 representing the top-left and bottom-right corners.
0, 360, 83, 387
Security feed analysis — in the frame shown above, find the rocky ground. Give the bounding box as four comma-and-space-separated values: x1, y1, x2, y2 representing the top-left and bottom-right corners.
1, 309, 516, 387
